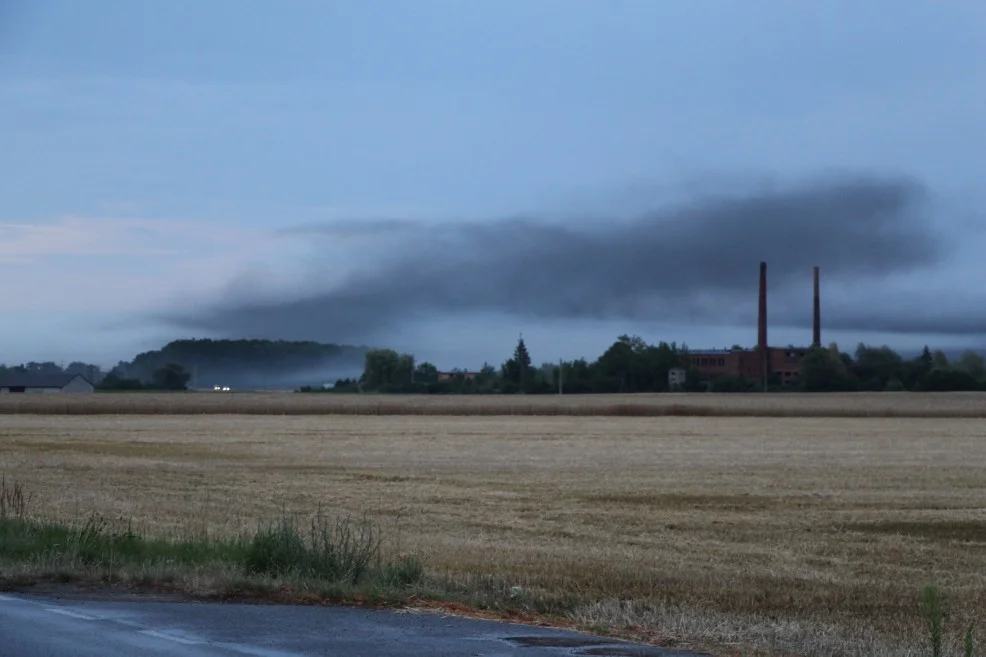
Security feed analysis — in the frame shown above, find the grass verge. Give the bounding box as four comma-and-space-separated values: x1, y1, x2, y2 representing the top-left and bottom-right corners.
0, 477, 424, 604
1, 476, 980, 657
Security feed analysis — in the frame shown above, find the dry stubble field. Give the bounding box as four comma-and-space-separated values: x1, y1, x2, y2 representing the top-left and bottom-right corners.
3, 390, 986, 416
2, 392, 986, 656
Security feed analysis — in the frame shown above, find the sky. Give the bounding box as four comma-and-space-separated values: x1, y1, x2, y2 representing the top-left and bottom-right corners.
1, 0, 985, 370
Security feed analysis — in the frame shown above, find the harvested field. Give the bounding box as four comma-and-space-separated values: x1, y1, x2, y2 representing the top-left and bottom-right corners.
2, 411, 986, 655
3, 390, 986, 417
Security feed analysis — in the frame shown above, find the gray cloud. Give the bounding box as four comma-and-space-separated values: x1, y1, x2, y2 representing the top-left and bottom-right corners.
819, 301, 986, 336
161, 173, 947, 343
273, 218, 425, 239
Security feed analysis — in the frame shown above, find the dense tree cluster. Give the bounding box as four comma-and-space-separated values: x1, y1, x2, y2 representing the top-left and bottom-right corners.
99, 362, 192, 391
306, 335, 704, 394
798, 343, 985, 392
1, 339, 367, 392
0, 359, 189, 391
106, 339, 367, 388
305, 336, 986, 394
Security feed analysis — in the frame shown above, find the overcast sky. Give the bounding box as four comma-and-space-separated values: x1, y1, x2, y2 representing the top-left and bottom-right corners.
2, 1, 985, 369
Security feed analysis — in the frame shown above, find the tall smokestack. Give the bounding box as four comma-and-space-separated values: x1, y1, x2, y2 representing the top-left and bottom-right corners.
758, 261, 767, 351
812, 266, 821, 348
758, 261, 768, 390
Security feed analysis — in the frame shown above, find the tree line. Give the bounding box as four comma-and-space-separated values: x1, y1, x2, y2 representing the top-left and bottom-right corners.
303, 336, 986, 394
0, 339, 368, 392
5, 336, 984, 394
0, 359, 193, 391
798, 342, 984, 392
108, 338, 366, 388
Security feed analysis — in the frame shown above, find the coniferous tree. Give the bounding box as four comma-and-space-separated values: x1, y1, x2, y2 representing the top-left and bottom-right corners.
514, 337, 532, 372
502, 336, 536, 392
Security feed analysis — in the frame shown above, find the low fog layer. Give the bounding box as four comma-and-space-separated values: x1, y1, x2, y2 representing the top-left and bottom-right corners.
192, 366, 363, 390
162, 174, 963, 346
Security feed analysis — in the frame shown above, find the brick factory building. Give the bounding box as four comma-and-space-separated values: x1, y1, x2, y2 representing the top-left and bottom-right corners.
687, 262, 821, 388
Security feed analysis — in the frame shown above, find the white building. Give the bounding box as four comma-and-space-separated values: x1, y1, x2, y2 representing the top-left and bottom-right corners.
0, 373, 95, 394
668, 367, 687, 390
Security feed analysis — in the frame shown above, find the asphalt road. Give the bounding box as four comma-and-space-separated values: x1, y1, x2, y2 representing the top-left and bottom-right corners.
0, 593, 703, 656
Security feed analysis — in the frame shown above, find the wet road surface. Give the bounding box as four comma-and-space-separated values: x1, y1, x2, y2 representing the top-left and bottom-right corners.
0, 593, 705, 656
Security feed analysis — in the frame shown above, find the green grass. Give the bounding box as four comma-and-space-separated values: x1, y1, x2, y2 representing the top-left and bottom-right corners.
925, 583, 946, 657
0, 478, 424, 596
923, 583, 977, 657
0, 513, 424, 589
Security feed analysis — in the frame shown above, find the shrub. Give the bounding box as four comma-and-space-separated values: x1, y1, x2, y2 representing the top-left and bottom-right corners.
381, 555, 425, 588
244, 513, 382, 584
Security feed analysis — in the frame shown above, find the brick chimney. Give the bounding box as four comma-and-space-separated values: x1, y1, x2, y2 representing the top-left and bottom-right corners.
812, 266, 821, 348
758, 261, 768, 389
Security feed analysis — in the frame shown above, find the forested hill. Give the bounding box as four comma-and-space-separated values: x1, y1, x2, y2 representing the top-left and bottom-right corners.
110, 339, 368, 389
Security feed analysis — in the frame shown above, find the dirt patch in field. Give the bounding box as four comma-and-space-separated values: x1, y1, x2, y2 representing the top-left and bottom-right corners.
847, 519, 986, 543
581, 493, 779, 512
1, 439, 247, 462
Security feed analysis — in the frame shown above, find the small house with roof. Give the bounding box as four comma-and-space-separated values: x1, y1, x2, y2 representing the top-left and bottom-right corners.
0, 372, 95, 394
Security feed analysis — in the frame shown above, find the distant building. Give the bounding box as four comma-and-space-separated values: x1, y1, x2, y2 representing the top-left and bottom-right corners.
436, 371, 479, 382
668, 367, 687, 390
687, 347, 807, 386
688, 262, 820, 388
0, 373, 95, 394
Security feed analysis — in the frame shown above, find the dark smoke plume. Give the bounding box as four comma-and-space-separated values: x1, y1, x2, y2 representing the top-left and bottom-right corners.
162, 174, 946, 342
813, 300, 986, 336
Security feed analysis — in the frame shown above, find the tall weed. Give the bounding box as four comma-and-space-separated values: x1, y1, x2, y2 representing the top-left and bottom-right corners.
243, 512, 382, 584
924, 582, 976, 657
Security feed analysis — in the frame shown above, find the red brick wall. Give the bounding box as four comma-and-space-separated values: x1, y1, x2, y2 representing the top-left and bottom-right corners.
689, 347, 807, 385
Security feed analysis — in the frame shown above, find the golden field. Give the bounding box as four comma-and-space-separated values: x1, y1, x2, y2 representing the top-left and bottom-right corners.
2, 393, 986, 655
2, 389, 986, 417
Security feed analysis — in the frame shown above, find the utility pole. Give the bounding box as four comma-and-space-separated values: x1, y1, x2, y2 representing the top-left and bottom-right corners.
558, 358, 563, 395
518, 332, 525, 394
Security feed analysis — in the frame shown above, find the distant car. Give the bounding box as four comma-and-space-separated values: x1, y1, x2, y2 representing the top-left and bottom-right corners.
222, 386, 231, 391
213, 386, 232, 392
